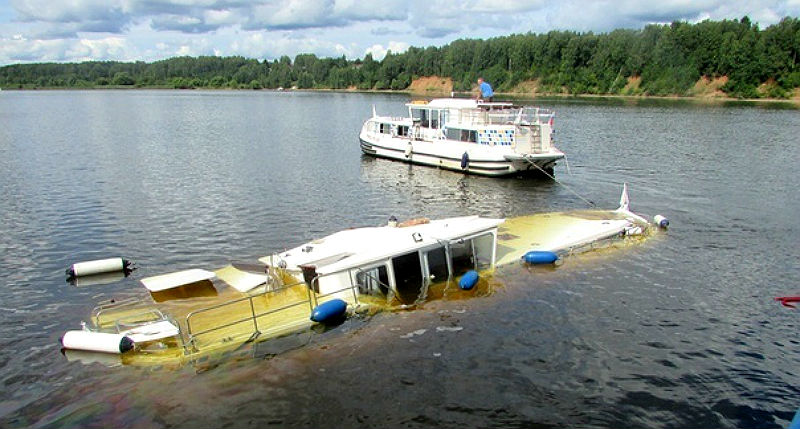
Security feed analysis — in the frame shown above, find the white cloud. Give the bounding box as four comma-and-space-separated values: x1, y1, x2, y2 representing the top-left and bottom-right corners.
332, 0, 406, 20
231, 31, 357, 59
248, 0, 332, 30
364, 41, 410, 60
66, 36, 127, 61
244, 0, 405, 31
0, 34, 130, 62
11, 0, 123, 23
203, 8, 239, 26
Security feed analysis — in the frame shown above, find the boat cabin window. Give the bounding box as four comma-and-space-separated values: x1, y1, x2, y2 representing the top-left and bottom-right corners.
379, 123, 391, 134
412, 108, 442, 129
355, 265, 390, 296
445, 128, 477, 143
391, 251, 424, 304
396, 125, 409, 137
425, 246, 449, 283
412, 108, 425, 127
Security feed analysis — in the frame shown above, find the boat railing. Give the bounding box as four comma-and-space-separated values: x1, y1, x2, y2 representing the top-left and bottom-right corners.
310, 274, 361, 307
183, 278, 312, 352
451, 107, 554, 128
91, 297, 190, 351
92, 296, 154, 328
486, 107, 553, 126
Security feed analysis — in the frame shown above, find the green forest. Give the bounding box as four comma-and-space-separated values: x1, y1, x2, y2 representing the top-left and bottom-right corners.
1, 16, 799, 99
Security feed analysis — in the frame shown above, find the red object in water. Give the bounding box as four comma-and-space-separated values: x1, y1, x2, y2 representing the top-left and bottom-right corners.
775, 296, 800, 308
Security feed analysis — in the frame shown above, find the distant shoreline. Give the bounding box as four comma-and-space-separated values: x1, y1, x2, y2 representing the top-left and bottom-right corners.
3, 85, 799, 106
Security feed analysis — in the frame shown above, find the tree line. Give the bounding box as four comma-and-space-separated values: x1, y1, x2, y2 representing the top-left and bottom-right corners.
1, 16, 798, 98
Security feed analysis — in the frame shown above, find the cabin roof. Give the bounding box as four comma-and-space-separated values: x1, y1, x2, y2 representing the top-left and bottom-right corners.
407, 98, 516, 110
266, 216, 504, 275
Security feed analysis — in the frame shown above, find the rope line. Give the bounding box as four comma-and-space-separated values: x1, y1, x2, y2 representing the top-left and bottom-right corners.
525, 157, 595, 207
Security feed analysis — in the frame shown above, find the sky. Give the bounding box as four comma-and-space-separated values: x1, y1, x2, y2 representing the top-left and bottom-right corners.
0, 0, 798, 66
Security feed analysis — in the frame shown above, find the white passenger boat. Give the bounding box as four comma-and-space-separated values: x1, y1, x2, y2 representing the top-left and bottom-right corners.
60, 185, 665, 367
359, 98, 565, 176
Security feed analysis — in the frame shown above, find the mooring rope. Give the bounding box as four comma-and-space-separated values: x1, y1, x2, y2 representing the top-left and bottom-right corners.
526, 157, 595, 207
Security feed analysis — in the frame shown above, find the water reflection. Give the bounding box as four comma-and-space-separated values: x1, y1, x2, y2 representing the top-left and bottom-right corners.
359, 153, 563, 219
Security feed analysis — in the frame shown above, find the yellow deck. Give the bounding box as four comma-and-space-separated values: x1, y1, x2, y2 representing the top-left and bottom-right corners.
90, 268, 358, 367
496, 210, 645, 266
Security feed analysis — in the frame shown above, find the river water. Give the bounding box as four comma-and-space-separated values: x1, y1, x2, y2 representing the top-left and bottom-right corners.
0, 90, 798, 428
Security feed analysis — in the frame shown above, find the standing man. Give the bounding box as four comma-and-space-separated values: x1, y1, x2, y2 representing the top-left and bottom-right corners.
476, 77, 494, 102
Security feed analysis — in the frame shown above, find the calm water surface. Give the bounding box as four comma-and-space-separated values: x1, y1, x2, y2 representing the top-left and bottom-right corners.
1, 90, 799, 428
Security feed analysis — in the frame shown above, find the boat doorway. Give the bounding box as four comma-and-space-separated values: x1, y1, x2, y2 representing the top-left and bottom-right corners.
450, 232, 496, 276
391, 251, 425, 304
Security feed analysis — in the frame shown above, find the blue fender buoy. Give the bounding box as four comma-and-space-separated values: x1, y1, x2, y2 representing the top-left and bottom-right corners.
523, 250, 559, 265
310, 299, 347, 323
459, 270, 479, 290
461, 152, 469, 169
790, 406, 800, 429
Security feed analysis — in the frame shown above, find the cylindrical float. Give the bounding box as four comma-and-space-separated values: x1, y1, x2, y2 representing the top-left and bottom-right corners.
61, 330, 134, 354
523, 250, 559, 265
66, 257, 132, 278
790, 406, 800, 429
458, 270, 479, 290
653, 215, 669, 229
310, 299, 347, 324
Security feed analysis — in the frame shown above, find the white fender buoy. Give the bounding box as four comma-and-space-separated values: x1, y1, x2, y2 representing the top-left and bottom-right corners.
61, 330, 134, 354
405, 143, 412, 158
653, 215, 669, 229
66, 257, 132, 278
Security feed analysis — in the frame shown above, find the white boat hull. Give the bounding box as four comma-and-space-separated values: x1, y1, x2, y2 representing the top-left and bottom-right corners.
360, 98, 565, 177
359, 136, 563, 177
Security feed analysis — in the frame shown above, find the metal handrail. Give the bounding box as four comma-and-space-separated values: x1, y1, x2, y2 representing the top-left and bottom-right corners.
309, 274, 360, 307
92, 296, 148, 327
184, 279, 310, 350
187, 299, 310, 341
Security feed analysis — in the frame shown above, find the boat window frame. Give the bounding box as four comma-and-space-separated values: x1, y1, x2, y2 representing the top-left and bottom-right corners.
390, 250, 426, 304
351, 262, 391, 296
447, 230, 498, 274
411, 106, 444, 130
445, 127, 478, 143
422, 245, 450, 285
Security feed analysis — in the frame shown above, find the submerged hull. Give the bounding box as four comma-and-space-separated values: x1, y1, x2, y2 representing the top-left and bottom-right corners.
61, 186, 663, 368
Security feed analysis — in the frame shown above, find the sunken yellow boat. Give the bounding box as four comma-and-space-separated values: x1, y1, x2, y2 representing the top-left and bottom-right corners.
60, 184, 667, 367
